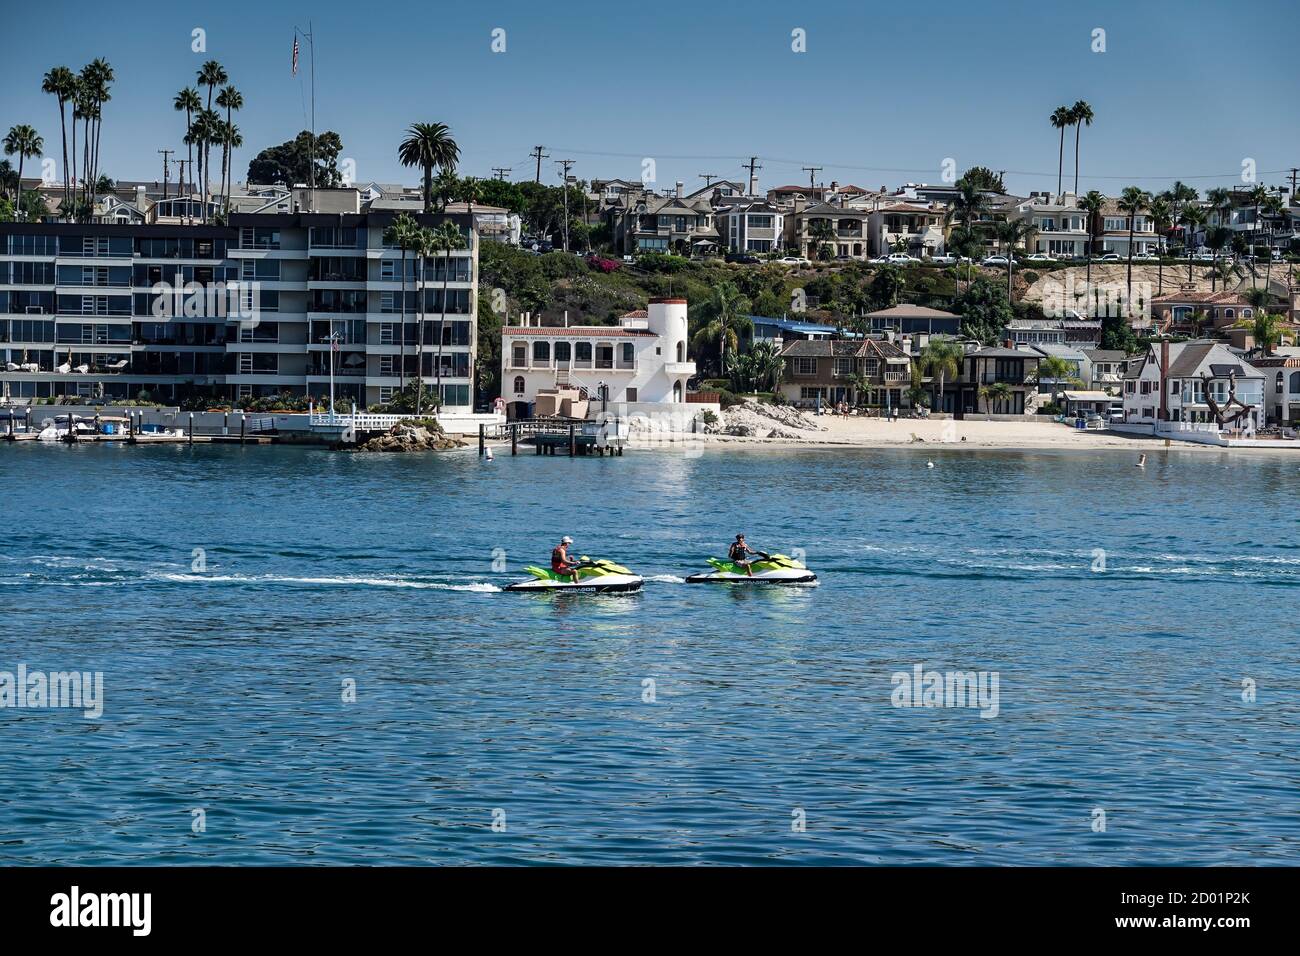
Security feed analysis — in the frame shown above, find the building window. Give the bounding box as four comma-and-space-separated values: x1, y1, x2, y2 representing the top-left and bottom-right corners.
554, 342, 571, 364
794, 357, 817, 376
532, 341, 550, 364
626, 387, 637, 402
512, 343, 527, 367
513, 376, 525, 395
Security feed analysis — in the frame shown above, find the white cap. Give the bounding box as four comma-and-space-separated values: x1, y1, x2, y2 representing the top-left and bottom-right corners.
562, 536, 573, 544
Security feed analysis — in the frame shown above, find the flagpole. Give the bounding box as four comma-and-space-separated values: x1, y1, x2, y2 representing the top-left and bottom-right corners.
308, 20, 315, 195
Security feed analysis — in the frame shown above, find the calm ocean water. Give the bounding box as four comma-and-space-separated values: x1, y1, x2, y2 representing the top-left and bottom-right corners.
1, 441, 1298, 865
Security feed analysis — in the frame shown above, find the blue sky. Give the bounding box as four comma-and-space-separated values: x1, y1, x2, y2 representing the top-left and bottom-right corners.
3, 0, 1297, 198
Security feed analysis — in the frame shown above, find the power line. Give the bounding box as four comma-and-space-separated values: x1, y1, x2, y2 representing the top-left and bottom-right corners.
544, 145, 1293, 184
491, 167, 512, 181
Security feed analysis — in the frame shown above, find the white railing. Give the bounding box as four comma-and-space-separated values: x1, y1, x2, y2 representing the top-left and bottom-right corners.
309, 412, 429, 429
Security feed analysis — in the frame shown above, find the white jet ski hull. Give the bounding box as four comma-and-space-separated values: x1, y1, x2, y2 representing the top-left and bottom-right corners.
505, 573, 644, 593
685, 568, 817, 584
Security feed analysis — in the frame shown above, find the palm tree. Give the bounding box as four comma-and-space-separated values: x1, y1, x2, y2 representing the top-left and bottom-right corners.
1078, 190, 1105, 310
1069, 101, 1093, 195
194, 109, 221, 221
872, 262, 906, 307
217, 123, 242, 221
1117, 186, 1151, 307
1147, 194, 1172, 295
215, 85, 243, 211
1253, 312, 1279, 355
196, 61, 227, 214
693, 281, 751, 373
808, 217, 835, 259
979, 381, 1011, 418
920, 336, 963, 413
1037, 355, 1075, 410
947, 177, 989, 231
78, 59, 113, 212
1247, 184, 1268, 259
432, 168, 459, 214
1204, 226, 1231, 290
1205, 187, 1231, 231
173, 87, 200, 208
1261, 193, 1284, 292
995, 218, 1036, 300
3, 125, 44, 218
427, 220, 468, 405
382, 213, 420, 390
1179, 204, 1207, 282
398, 123, 460, 214
1050, 106, 1072, 198
459, 176, 482, 217
42, 67, 77, 217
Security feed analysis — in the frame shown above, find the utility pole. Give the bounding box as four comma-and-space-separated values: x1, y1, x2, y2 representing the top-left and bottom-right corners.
743, 156, 763, 197
1290, 167, 1299, 199
158, 149, 174, 199
699, 173, 717, 188
531, 145, 549, 184
491, 167, 511, 181
556, 159, 575, 253
802, 165, 823, 191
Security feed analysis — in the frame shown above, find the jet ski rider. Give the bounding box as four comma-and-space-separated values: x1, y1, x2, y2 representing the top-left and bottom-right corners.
552, 536, 581, 583
729, 534, 756, 576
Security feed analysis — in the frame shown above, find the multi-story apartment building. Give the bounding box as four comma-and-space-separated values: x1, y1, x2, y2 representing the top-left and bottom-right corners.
0, 188, 480, 412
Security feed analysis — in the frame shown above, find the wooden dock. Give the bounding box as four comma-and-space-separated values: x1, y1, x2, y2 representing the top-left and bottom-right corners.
482, 420, 626, 458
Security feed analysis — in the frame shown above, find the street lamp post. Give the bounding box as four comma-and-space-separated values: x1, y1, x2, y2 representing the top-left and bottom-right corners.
327, 329, 342, 423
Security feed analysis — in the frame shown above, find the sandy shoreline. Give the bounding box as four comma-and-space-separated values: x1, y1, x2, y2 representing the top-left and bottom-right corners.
624, 416, 1300, 453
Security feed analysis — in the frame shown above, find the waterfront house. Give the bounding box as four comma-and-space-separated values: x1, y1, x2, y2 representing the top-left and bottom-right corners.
1098, 197, 1160, 258
1030, 343, 1092, 395
1122, 340, 1263, 427
500, 297, 695, 422
716, 200, 785, 255
952, 346, 1042, 417
749, 315, 839, 346
1246, 352, 1300, 426
777, 336, 911, 409
1004, 317, 1065, 347
1081, 348, 1130, 393
604, 191, 718, 257
1015, 193, 1090, 259
867, 201, 946, 258
792, 202, 872, 260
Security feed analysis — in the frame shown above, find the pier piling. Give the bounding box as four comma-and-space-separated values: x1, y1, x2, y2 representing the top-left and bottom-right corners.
479, 423, 485, 457
188, 413, 194, 445
511, 424, 518, 456
568, 424, 576, 457
240, 414, 246, 445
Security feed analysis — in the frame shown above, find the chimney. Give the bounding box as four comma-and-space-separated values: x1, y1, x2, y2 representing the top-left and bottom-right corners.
1003, 339, 1014, 349
1159, 339, 1170, 421
675, 181, 683, 198
563, 310, 569, 328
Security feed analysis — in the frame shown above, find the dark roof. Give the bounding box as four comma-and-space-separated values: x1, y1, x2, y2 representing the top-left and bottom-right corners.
779, 340, 862, 358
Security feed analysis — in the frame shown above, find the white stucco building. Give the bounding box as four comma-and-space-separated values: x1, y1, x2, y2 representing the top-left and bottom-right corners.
1122, 341, 1263, 428
501, 297, 701, 425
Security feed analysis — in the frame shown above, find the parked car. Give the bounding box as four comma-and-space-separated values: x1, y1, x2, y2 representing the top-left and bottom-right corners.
1132, 251, 1159, 262
775, 256, 812, 266
870, 255, 892, 264
928, 253, 958, 265
1096, 252, 1122, 262
1025, 252, 1057, 263
886, 253, 919, 265
725, 252, 761, 264
981, 255, 1013, 267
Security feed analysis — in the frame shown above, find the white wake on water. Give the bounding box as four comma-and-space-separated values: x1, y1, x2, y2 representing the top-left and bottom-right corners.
155, 572, 502, 592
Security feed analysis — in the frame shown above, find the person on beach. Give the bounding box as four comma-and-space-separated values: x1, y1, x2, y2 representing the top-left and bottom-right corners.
552, 536, 581, 582
729, 534, 756, 576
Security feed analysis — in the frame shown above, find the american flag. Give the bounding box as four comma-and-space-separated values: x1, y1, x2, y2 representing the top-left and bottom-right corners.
292, 35, 299, 75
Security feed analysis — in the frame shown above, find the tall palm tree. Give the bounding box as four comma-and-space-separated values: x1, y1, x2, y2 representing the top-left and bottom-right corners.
215, 85, 243, 211
1261, 193, 1284, 292
173, 87, 200, 208
3, 125, 44, 218
808, 217, 836, 259
1050, 106, 1072, 198
1038, 355, 1075, 410
217, 123, 242, 221
1204, 226, 1231, 290
1253, 312, 1279, 355
1205, 187, 1231, 231
1147, 194, 1172, 295
409, 227, 436, 413
1069, 101, 1093, 195
459, 176, 482, 217
193, 108, 221, 221
79, 59, 113, 212
1078, 190, 1106, 310
397, 123, 460, 214
1117, 186, 1151, 307
42, 67, 77, 217
196, 61, 228, 216
1247, 184, 1268, 259
1179, 204, 1207, 282
382, 213, 420, 390
920, 336, 963, 413
428, 220, 468, 405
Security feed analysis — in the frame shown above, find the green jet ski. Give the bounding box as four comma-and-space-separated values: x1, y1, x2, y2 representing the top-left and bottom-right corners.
506, 556, 644, 593
686, 551, 817, 584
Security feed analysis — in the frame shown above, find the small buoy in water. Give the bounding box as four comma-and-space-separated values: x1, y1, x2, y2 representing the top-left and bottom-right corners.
485, 447, 495, 461
1136, 453, 1146, 468
926, 461, 935, 469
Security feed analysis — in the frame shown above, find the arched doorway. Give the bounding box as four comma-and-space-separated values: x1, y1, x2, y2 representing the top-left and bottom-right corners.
673, 381, 683, 403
